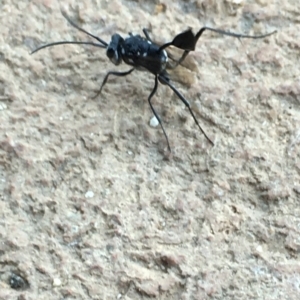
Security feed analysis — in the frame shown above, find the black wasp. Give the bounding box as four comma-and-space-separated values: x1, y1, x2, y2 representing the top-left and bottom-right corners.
32, 10, 276, 151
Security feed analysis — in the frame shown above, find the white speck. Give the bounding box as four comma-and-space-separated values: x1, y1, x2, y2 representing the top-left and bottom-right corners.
0, 103, 7, 110
121, 48, 125, 54
256, 245, 263, 252
137, 51, 140, 55
142, 52, 147, 57
163, 49, 168, 62
128, 151, 133, 155
147, 40, 152, 44
117, 294, 122, 299
150, 116, 159, 127
85, 191, 94, 198
53, 278, 62, 287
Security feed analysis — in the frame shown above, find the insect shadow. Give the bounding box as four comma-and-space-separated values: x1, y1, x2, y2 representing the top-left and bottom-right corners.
32, 10, 276, 151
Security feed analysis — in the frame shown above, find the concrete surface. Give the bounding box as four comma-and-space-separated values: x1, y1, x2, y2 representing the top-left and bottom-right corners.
0, 0, 300, 299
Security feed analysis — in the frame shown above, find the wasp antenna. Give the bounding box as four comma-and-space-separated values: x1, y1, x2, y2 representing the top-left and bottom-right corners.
60, 9, 108, 47
31, 41, 106, 54
31, 10, 108, 54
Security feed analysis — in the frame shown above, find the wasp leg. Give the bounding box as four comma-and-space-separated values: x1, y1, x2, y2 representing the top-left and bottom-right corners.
142, 28, 153, 42
160, 27, 276, 67
148, 75, 171, 151
93, 68, 135, 99
159, 74, 214, 146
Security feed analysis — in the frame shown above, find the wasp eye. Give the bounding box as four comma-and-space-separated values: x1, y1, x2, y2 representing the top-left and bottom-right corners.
106, 47, 115, 59
106, 47, 121, 65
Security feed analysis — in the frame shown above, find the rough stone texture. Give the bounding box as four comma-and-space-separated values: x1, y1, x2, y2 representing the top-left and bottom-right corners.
0, 0, 299, 299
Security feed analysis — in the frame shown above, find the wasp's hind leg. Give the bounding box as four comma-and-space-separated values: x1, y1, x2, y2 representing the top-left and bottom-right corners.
159, 74, 214, 146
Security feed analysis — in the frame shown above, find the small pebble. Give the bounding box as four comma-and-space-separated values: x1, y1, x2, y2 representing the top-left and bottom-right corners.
9, 273, 28, 290
0, 102, 7, 110
150, 116, 159, 127
85, 191, 94, 198
53, 278, 62, 287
